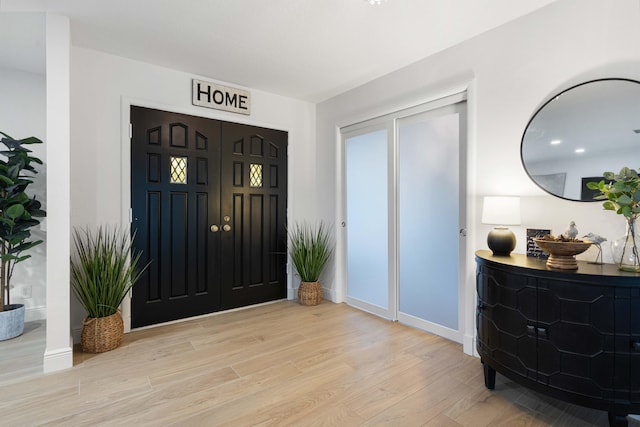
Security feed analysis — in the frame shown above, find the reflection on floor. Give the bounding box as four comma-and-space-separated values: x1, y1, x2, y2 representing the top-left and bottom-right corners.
0, 320, 45, 386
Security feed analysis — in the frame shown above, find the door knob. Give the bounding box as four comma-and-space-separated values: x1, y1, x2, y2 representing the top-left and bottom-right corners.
210, 225, 220, 233
223, 224, 232, 232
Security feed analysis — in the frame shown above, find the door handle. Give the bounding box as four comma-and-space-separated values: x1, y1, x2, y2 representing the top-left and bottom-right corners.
223, 224, 232, 232
210, 225, 220, 233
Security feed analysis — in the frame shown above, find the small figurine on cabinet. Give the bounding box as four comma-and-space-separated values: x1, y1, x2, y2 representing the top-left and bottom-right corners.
583, 232, 607, 265
564, 221, 579, 240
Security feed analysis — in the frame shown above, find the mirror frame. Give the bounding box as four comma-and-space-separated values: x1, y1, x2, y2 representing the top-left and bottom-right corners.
520, 77, 640, 201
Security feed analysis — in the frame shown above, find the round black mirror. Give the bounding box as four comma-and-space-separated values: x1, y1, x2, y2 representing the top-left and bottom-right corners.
521, 78, 640, 201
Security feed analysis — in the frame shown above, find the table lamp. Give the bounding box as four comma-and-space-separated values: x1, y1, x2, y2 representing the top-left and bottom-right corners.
481, 196, 521, 256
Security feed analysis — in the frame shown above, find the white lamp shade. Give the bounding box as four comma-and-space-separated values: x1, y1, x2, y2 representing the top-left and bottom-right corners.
481, 196, 521, 226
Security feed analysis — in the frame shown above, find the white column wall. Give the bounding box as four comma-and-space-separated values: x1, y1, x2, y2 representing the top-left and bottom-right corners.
316, 0, 640, 355
70, 47, 316, 338
44, 13, 73, 372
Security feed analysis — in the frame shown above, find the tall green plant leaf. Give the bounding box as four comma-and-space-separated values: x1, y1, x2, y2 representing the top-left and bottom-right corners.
70, 226, 150, 318
288, 221, 333, 282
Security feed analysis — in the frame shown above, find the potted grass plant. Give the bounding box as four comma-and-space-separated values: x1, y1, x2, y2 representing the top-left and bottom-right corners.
288, 221, 333, 306
71, 225, 149, 353
0, 132, 46, 341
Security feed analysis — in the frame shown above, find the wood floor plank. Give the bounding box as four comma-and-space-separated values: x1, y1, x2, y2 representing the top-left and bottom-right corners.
171, 361, 357, 426
2, 300, 640, 426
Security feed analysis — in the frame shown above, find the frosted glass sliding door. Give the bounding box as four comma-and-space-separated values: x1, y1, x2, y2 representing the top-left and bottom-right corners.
397, 103, 465, 339
341, 93, 467, 342
344, 128, 393, 318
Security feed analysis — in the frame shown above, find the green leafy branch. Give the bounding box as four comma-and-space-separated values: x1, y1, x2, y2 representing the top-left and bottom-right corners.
586, 167, 640, 219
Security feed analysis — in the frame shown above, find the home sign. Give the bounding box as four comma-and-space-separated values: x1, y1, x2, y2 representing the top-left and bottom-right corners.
192, 79, 251, 115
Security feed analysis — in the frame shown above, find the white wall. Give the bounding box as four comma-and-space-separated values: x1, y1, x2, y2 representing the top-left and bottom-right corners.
316, 0, 640, 355
0, 66, 47, 322
70, 47, 316, 338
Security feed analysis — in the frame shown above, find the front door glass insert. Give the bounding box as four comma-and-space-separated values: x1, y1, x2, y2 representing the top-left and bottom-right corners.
170, 156, 187, 184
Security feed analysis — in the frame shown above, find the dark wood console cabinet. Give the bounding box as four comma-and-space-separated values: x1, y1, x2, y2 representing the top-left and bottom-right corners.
476, 250, 640, 427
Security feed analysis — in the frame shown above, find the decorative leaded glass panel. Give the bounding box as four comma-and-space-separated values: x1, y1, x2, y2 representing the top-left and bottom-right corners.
250, 163, 263, 188
170, 156, 187, 184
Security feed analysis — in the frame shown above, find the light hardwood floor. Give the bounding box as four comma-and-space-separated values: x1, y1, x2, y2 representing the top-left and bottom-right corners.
0, 318, 46, 385
1, 301, 637, 426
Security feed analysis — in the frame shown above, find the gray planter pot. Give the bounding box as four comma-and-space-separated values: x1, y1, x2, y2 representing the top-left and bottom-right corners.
0, 304, 25, 341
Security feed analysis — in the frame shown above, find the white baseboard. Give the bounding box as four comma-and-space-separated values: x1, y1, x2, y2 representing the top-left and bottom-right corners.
25, 306, 46, 322
321, 285, 336, 302
43, 338, 73, 373
72, 326, 83, 344
463, 332, 478, 357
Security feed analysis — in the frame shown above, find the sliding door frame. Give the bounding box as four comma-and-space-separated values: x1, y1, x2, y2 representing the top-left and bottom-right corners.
339, 91, 467, 340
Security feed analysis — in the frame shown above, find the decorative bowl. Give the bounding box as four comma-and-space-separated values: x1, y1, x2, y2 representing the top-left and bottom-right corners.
533, 238, 592, 270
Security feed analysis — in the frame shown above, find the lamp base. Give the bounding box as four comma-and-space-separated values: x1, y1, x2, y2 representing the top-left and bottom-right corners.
488, 227, 516, 256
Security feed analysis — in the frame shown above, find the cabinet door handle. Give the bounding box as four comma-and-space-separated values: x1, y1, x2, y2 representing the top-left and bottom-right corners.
537, 327, 548, 339
527, 325, 536, 336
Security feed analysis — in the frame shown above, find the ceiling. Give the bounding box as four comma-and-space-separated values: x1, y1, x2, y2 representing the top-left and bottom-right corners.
1, 0, 557, 102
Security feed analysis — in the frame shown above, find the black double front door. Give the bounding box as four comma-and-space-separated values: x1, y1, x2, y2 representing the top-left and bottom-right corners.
130, 106, 288, 327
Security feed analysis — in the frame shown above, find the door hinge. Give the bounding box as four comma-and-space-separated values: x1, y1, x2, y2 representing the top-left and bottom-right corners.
129, 123, 132, 139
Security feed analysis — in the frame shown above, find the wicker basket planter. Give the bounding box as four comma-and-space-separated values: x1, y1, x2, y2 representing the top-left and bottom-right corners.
298, 281, 322, 306
81, 310, 124, 353
289, 222, 332, 306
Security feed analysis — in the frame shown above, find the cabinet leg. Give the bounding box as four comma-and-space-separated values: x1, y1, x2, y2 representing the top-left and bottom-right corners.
607, 412, 627, 427
482, 361, 496, 390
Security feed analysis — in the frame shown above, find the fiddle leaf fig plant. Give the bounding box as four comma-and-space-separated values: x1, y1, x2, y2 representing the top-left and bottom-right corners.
586, 167, 640, 219
0, 132, 46, 312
